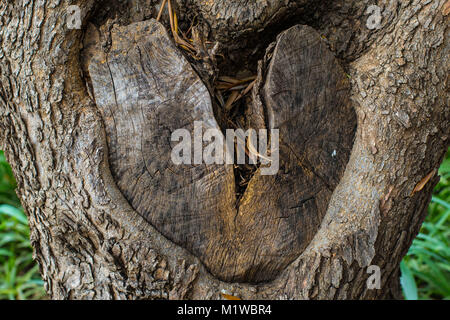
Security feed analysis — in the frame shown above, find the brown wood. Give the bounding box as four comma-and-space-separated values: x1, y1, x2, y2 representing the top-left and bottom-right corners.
0, 0, 447, 299
84, 20, 355, 282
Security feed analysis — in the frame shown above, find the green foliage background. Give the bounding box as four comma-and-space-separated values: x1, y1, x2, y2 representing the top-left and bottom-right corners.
0, 149, 449, 300
0, 151, 46, 299
400, 148, 450, 300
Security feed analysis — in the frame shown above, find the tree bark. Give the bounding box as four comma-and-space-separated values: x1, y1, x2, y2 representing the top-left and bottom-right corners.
0, 0, 448, 299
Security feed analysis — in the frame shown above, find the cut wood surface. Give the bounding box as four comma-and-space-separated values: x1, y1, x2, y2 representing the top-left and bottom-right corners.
1, 0, 448, 300
85, 20, 356, 282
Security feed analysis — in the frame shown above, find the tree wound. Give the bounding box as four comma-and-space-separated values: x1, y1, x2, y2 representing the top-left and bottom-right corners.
84, 19, 356, 283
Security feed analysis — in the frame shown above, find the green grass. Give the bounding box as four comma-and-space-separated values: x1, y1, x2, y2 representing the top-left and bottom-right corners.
0, 148, 449, 300
401, 148, 450, 300
0, 151, 46, 300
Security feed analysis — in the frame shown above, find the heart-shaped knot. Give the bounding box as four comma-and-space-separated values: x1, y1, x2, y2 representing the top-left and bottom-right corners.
84, 19, 356, 282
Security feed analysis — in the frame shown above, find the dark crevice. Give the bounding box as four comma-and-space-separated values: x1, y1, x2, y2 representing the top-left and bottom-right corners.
289, 196, 315, 210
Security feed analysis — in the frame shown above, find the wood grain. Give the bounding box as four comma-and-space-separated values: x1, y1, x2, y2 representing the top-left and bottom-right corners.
84, 20, 356, 282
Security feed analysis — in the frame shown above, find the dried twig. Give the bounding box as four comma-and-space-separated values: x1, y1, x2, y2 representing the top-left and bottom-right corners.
411, 169, 437, 195
156, 0, 167, 22
224, 91, 239, 111
236, 79, 256, 99
167, 0, 175, 33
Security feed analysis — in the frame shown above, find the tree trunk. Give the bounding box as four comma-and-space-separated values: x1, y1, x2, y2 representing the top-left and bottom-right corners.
0, 0, 448, 299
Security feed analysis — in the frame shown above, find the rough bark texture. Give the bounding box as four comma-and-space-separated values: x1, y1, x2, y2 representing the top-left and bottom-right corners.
0, 0, 448, 299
